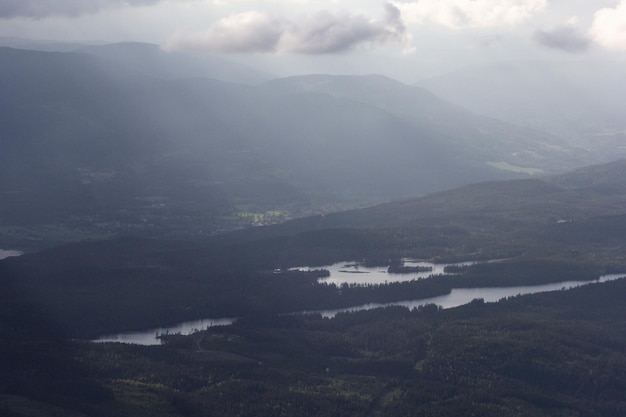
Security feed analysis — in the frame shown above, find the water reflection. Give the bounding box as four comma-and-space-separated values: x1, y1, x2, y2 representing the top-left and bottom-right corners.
294, 259, 480, 286
0, 249, 23, 260
94, 317, 237, 345
94, 273, 625, 346
312, 274, 625, 318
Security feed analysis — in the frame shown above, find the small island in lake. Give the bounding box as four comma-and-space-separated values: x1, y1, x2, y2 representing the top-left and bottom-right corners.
387, 259, 433, 274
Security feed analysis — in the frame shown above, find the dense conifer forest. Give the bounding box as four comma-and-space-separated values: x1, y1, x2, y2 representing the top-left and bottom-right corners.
2, 160, 626, 416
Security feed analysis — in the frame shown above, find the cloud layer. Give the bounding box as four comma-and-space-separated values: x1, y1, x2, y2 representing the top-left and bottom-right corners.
0, 0, 161, 18
390, 0, 548, 29
533, 25, 590, 53
163, 3, 411, 54
589, 0, 626, 51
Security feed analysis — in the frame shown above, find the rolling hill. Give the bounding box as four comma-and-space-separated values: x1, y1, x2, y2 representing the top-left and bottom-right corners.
2, 159, 626, 339
219, 158, 626, 251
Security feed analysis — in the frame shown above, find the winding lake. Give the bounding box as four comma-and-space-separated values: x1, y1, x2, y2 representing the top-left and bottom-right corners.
312, 274, 625, 318
93, 273, 625, 346
0, 249, 23, 260
94, 317, 237, 345
296, 259, 482, 286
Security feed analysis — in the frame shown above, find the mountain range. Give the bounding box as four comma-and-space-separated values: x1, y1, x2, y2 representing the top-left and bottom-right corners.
0, 42, 610, 248
418, 60, 626, 150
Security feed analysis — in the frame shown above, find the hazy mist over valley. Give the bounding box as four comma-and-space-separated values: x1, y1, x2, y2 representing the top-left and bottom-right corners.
2, 1, 626, 416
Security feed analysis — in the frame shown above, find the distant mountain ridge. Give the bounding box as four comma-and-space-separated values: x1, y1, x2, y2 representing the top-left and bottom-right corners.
418, 60, 626, 153
263, 74, 581, 170
0, 45, 616, 248
0, 38, 270, 84
76, 42, 271, 84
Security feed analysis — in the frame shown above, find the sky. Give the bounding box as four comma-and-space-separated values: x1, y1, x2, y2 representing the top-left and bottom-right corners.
1, 0, 626, 80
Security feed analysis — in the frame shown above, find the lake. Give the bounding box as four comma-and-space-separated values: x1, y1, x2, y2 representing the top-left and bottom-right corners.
93, 273, 625, 346
94, 317, 237, 345
0, 249, 23, 260
312, 274, 626, 318
294, 259, 483, 286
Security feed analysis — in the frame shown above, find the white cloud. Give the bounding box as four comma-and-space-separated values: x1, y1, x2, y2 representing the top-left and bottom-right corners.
163, 11, 286, 53
391, 0, 548, 29
210, 0, 317, 4
589, 0, 626, 50
163, 2, 412, 54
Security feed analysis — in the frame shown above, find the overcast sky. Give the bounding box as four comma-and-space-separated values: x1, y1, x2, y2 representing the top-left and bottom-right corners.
1, 0, 625, 80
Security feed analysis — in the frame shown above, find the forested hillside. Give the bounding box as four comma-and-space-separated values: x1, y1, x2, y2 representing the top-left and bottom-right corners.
3, 274, 625, 417
2, 160, 626, 339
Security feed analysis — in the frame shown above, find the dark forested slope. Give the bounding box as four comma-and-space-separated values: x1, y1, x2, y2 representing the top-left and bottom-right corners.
2, 273, 625, 417
2, 160, 626, 339
2, 160, 626, 416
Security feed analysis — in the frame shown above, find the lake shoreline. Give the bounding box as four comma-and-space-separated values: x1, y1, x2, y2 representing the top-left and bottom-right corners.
92, 273, 626, 346
0, 249, 23, 261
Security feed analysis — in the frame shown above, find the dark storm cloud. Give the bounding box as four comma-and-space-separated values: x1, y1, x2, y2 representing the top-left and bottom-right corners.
533, 25, 591, 53
0, 0, 160, 19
